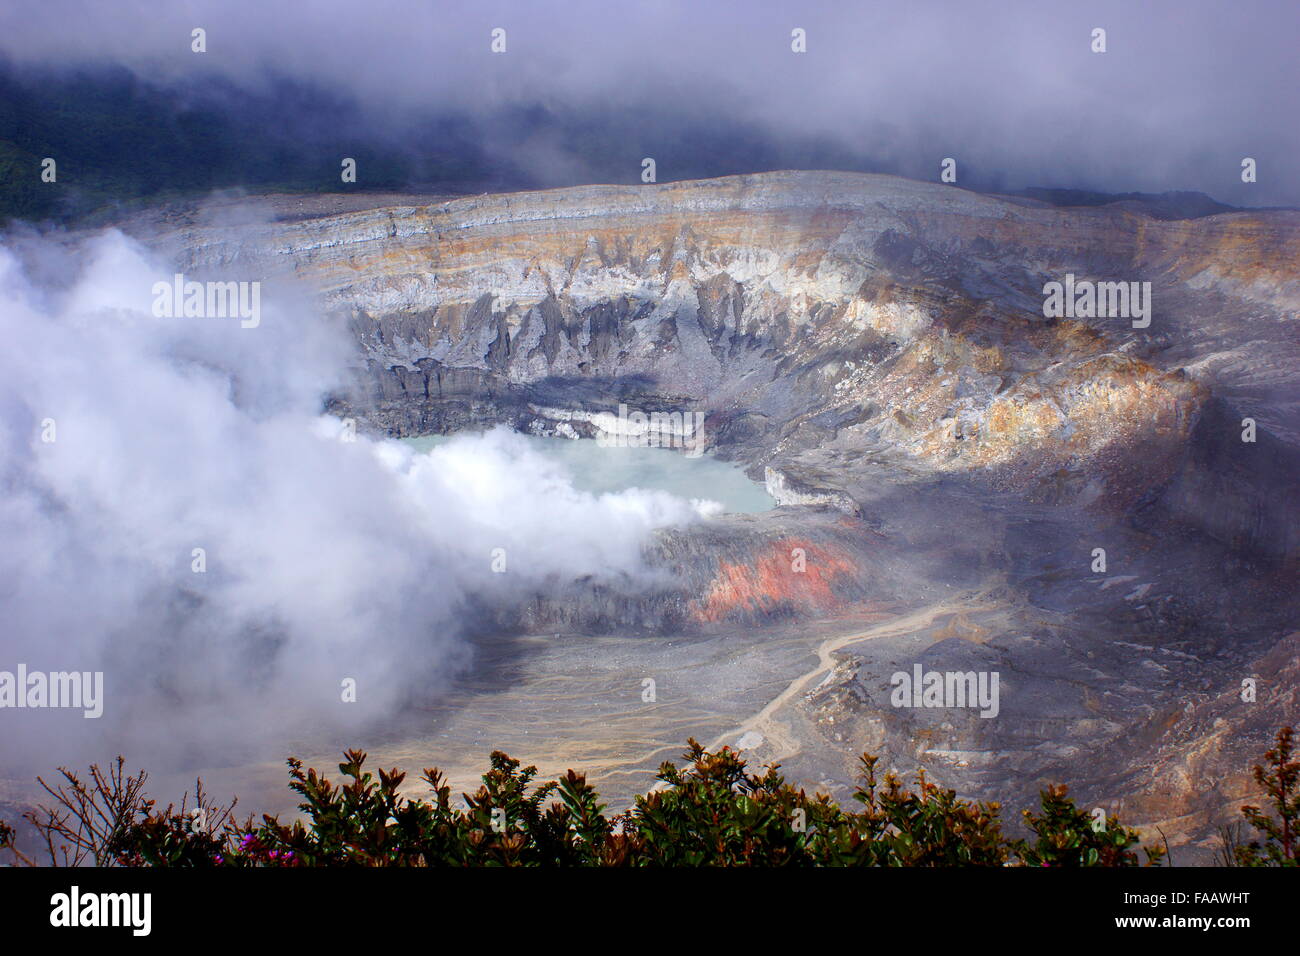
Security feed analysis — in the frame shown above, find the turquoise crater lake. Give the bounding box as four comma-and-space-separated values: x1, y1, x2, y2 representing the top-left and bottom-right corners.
404, 433, 775, 515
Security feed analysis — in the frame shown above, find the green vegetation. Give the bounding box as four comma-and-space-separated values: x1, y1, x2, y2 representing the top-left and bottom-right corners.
2, 726, 1294, 867
1222, 725, 1299, 866
0, 66, 492, 224
0, 64, 877, 227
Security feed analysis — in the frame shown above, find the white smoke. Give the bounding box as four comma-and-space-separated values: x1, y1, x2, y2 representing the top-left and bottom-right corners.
0, 229, 707, 771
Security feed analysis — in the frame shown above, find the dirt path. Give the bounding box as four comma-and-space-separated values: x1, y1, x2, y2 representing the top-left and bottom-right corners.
707, 589, 998, 763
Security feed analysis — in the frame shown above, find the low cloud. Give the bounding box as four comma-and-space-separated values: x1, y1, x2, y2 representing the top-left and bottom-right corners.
0, 0, 1295, 206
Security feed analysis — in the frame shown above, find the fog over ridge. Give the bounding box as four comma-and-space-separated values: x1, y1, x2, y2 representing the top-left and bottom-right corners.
0, 0, 1294, 206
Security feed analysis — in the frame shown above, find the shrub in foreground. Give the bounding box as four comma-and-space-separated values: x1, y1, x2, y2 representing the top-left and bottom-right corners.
3, 726, 1295, 867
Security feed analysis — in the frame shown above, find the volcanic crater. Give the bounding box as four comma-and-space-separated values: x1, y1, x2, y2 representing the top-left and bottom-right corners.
129, 171, 1300, 859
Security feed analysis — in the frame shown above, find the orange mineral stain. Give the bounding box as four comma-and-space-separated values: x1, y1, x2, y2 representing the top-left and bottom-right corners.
691, 539, 858, 623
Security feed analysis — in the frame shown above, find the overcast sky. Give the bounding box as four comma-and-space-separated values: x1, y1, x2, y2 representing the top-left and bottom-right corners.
1, 0, 1296, 202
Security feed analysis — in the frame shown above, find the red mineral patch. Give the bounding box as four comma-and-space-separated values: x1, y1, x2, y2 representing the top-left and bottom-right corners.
691, 538, 859, 623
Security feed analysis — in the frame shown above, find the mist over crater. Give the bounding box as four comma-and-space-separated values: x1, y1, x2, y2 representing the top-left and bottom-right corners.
27, 170, 1278, 859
